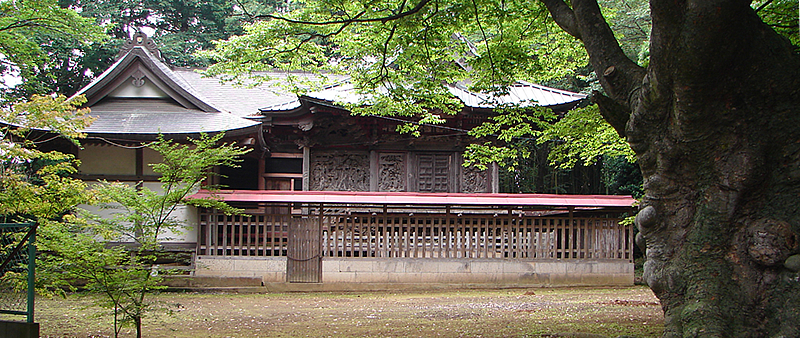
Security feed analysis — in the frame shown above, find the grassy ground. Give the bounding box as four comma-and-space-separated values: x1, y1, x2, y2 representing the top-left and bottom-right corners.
28, 286, 663, 338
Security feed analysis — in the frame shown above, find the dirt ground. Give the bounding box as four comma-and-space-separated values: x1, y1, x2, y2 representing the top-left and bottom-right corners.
32, 286, 663, 338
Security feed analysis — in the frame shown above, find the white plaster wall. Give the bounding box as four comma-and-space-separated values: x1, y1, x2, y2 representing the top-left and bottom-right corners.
141, 181, 197, 242
79, 145, 136, 175
108, 78, 169, 98
77, 182, 198, 243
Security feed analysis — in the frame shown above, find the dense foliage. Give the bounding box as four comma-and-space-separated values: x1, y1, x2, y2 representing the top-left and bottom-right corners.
0, 2, 98, 220
5, 0, 283, 101
0, 2, 257, 334
203, 0, 587, 121
0, 0, 105, 103
0, 95, 95, 222
39, 133, 250, 338
202, 0, 645, 194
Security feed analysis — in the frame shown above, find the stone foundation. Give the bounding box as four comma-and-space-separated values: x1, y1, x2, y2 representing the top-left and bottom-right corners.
194, 256, 633, 287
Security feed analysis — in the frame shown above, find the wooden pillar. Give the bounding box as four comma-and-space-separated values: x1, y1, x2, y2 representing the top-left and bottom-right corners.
258, 155, 266, 190
369, 150, 378, 191
490, 163, 500, 193
568, 206, 574, 259
135, 148, 144, 178
302, 146, 310, 191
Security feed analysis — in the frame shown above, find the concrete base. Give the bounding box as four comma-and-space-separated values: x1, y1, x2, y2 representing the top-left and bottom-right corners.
163, 275, 263, 288
194, 256, 634, 288
0, 320, 39, 338
260, 282, 578, 293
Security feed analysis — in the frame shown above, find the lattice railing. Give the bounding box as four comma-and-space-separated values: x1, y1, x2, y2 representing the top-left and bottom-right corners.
319, 214, 630, 260
198, 206, 633, 261
198, 210, 290, 257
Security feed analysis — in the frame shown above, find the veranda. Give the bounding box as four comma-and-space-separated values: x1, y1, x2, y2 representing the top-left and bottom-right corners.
191, 191, 636, 286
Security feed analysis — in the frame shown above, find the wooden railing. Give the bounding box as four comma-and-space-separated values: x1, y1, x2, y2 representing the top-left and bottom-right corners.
199, 209, 291, 257
198, 205, 633, 261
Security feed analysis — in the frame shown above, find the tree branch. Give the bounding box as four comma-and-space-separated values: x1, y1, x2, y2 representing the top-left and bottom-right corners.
542, 0, 646, 133
471, 0, 498, 80
540, 0, 581, 39
591, 91, 630, 137
253, 0, 432, 25
754, 0, 773, 13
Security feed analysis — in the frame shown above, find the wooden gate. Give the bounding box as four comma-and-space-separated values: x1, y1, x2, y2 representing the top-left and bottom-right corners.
286, 217, 322, 283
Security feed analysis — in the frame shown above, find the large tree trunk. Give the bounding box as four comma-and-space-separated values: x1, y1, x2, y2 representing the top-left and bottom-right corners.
544, 0, 800, 336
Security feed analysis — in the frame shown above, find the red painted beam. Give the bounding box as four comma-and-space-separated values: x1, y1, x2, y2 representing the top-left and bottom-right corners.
189, 190, 636, 208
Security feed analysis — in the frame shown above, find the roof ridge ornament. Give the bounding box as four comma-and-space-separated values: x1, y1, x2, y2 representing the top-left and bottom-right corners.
115, 31, 164, 62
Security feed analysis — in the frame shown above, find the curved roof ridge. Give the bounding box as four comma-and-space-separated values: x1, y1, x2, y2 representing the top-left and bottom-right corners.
72, 33, 223, 113
68, 33, 260, 138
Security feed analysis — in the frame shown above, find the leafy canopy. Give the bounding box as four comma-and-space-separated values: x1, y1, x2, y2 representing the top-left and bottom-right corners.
0, 0, 105, 102
0, 95, 95, 221
11, 0, 283, 100
204, 0, 800, 173
201, 0, 646, 172
752, 0, 799, 46
538, 104, 634, 169
203, 0, 588, 121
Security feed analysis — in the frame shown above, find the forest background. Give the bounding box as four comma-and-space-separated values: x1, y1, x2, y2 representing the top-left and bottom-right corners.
1, 0, 684, 197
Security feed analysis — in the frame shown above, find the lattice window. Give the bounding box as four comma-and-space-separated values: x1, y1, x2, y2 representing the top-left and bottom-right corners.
418, 153, 451, 192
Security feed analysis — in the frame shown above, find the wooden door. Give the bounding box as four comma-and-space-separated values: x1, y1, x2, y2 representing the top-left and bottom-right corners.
418, 153, 452, 192
286, 217, 322, 283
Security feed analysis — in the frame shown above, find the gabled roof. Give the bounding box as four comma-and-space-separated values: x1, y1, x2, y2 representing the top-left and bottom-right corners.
70, 33, 586, 137
170, 69, 307, 118
71, 32, 260, 138
74, 34, 217, 112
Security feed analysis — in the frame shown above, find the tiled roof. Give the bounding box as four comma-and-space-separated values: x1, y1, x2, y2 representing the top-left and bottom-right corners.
447, 81, 587, 108
260, 78, 586, 113
172, 70, 304, 118
71, 33, 260, 137
72, 33, 586, 135
257, 75, 351, 112
86, 98, 259, 136
84, 111, 258, 136
74, 46, 217, 113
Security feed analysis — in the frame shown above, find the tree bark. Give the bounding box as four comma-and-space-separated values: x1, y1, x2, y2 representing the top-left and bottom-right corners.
543, 0, 800, 336
134, 315, 142, 338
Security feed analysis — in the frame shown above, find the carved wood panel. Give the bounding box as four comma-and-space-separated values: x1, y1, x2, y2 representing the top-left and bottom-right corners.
310, 151, 370, 191
462, 165, 489, 193
378, 153, 406, 191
